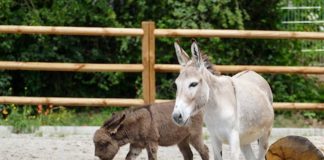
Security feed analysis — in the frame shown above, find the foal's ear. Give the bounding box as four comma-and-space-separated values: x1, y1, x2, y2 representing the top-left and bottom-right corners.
191, 41, 203, 68
174, 42, 189, 66
103, 113, 126, 133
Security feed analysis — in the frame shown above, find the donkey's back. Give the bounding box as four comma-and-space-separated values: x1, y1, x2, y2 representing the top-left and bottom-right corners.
233, 70, 273, 103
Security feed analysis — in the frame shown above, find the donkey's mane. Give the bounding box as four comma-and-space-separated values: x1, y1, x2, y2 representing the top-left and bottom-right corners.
125, 104, 151, 113
201, 53, 220, 75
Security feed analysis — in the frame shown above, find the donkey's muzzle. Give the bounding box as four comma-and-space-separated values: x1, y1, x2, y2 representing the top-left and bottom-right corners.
172, 112, 184, 125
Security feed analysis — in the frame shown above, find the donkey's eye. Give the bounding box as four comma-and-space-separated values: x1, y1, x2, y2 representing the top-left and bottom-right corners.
99, 141, 108, 147
189, 82, 198, 88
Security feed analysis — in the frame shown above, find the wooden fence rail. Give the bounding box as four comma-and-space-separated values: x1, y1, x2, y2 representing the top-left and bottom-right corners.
155, 29, 324, 39
1, 61, 323, 74
155, 64, 324, 74
0, 21, 323, 110
2, 25, 324, 39
0, 97, 322, 110
0, 96, 144, 107
0, 25, 143, 36
0, 61, 143, 72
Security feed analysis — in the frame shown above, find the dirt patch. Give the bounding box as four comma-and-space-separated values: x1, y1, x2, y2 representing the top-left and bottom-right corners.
0, 133, 323, 160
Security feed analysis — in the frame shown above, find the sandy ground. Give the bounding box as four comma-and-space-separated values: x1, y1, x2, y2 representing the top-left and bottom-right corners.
0, 128, 323, 160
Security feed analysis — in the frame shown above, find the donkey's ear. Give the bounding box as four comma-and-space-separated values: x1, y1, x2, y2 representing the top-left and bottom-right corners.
103, 113, 126, 132
191, 41, 203, 67
174, 42, 189, 66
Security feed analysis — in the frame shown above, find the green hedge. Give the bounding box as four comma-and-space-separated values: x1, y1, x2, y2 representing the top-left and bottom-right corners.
0, 0, 322, 103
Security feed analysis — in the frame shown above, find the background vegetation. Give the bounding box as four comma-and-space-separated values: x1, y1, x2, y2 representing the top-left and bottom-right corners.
0, 0, 322, 131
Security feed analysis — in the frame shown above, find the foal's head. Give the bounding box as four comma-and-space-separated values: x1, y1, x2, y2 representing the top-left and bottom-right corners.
93, 113, 126, 160
172, 41, 211, 126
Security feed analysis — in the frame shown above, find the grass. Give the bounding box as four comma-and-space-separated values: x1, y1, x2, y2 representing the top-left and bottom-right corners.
0, 104, 323, 133
0, 104, 124, 133
273, 110, 324, 128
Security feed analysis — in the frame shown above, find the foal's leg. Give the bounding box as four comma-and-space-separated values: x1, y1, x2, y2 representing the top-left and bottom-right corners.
189, 134, 209, 160
126, 143, 143, 160
240, 144, 256, 160
210, 134, 222, 160
177, 138, 193, 160
257, 131, 271, 160
146, 142, 158, 160
229, 130, 240, 160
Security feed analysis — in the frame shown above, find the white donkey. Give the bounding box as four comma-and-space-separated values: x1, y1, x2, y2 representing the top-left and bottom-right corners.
172, 41, 274, 160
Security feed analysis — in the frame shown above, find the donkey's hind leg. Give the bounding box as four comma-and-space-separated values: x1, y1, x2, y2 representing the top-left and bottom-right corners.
257, 131, 271, 160
240, 144, 256, 160
177, 138, 193, 160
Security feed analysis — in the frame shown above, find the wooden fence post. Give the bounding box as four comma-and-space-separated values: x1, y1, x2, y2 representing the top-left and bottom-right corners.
142, 21, 155, 104
148, 22, 156, 104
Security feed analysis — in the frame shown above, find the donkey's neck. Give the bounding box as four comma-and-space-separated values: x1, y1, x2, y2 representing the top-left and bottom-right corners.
202, 68, 236, 111
114, 128, 132, 146
114, 107, 153, 146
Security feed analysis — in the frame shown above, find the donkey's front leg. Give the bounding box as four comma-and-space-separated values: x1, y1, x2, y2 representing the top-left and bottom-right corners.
126, 143, 143, 160
146, 142, 158, 160
229, 130, 240, 160
210, 134, 222, 160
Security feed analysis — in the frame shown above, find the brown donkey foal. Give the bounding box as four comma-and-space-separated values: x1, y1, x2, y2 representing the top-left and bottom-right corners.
93, 101, 209, 160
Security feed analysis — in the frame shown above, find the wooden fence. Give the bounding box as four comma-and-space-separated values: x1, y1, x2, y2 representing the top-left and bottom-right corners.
0, 21, 323, 110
